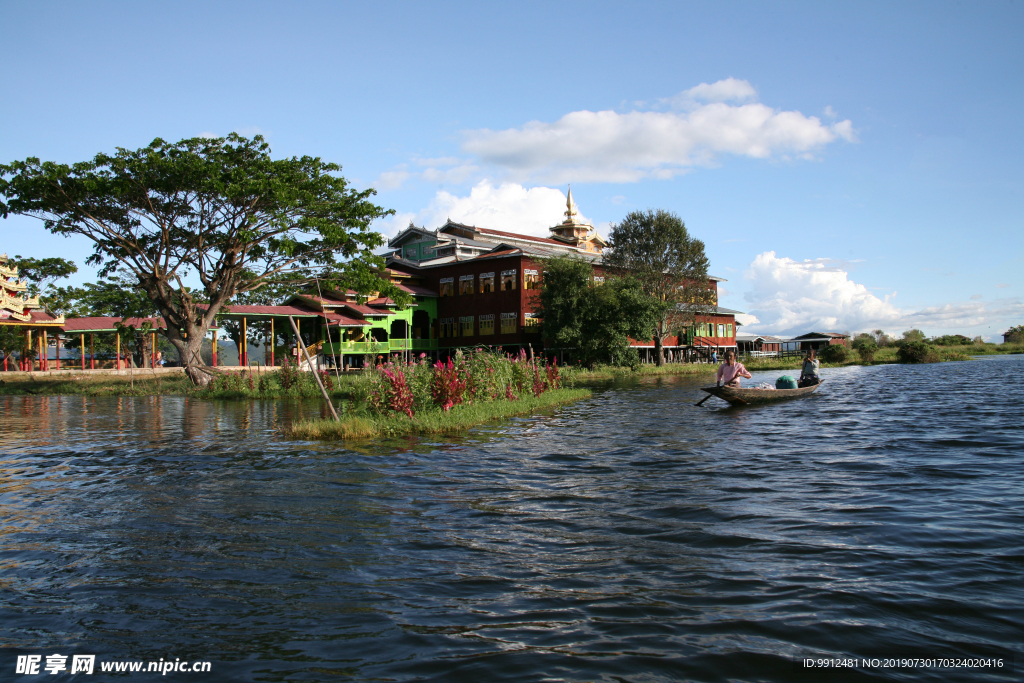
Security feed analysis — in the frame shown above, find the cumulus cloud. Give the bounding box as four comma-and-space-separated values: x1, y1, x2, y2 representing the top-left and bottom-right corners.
376, 181, 587, 239
373, 157, 481, 190
741, 251, 1024, 337
461, 79, 856, 184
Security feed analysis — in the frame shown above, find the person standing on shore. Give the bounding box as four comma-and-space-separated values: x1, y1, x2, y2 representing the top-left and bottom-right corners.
717, 350, 752, 388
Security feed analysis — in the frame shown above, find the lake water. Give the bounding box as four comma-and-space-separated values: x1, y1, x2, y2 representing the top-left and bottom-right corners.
2, 357, 1022, 682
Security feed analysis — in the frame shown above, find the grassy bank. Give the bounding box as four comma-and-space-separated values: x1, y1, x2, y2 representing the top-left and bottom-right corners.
567, 343, 1023, 380
3, 344, 1018, 397
0, 372, 196, 396
288, 387, 591, 440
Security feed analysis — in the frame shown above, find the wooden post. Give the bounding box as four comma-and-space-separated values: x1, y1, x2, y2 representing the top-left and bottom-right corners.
81, 334, 85, 370
91, 333, 95, 369
55, 334, 60, 370
42, 331, 48, 371
242, 316, 247, 366
270, 318, 275, 366
116, 332, 120, 370
289, 316, 338, 422
211, 330, 217, 366
151, 332, 156, 368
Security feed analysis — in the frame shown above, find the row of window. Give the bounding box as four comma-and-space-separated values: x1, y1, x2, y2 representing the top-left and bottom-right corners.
438, 313, 539, 337
690, 323, 734, 338
439, 269, 541, 296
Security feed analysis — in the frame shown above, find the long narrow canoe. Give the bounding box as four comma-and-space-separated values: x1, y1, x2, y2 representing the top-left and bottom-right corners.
700, 381, 822, 406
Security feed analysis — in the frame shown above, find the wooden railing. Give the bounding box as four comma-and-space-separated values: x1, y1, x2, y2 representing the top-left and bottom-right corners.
323, 339, 438, 354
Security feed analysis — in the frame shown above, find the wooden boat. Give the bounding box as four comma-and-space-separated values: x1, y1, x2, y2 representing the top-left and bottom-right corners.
699, 381, 822, 407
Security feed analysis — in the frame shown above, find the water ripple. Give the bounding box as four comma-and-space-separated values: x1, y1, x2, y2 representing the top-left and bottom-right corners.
1, 358, 1022, 681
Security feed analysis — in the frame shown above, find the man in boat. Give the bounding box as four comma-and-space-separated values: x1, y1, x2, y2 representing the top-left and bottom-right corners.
799, 349, 820, 388
716, 350, 752, 388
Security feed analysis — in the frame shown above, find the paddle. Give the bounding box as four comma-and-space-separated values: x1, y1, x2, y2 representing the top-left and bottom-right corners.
695, 393, 713, 407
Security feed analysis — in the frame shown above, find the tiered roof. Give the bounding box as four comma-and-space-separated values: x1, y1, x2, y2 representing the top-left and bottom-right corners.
0, 253, 64, 326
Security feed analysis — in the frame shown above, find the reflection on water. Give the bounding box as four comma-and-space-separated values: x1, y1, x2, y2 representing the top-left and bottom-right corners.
2, 358, 1023, 681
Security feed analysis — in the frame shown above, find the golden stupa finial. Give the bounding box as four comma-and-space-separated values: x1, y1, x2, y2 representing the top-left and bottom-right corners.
564, 185, 579, 223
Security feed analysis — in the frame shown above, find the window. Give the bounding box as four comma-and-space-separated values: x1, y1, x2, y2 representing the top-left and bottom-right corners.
726, 323, 733, 337
500, 312, 517, 334
479, 314, 495, 335
717, 324, 725, 337
459, 274, 474, 295
524, 269, 540, 289
524, 312, 539, 328
479, 272, 495, 293
501, 269, 517, 291
460, 316, 474, 336
439, 278, 454, 297
592, 275, 605, 286
439, 318, 455, 338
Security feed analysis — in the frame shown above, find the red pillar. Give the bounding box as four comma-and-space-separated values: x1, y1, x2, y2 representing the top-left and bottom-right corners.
90, 333, 95, 370
55, 335, 60, 371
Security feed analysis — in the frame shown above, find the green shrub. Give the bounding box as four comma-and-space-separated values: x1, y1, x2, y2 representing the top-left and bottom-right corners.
852, 335, 877, 363
819, 345, 849, 363
856, 344, 876, 363
896, 341, 939, 363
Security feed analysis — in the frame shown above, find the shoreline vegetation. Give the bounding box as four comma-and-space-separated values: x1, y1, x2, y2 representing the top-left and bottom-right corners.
288, 388, 591, 440
573, 343, 1024, 380
1, 344, 1021, 396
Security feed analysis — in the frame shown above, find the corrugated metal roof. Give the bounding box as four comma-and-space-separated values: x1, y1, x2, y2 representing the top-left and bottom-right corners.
61, 316, 169, 332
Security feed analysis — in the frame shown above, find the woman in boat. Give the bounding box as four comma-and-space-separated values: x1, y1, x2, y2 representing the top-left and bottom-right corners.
799, 348, 820, 387
716, 350, 752, 388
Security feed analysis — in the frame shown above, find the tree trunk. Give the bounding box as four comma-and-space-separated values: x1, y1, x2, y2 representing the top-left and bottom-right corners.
654, 335, 664, 367
168, 330, 216, 387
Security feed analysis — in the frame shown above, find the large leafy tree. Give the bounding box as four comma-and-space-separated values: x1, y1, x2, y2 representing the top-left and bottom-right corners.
602, 209, 716, 366
8, 255, 78, 300
51, 276, 169, 366
0, 134, 402, 384
537, 255, 665, 368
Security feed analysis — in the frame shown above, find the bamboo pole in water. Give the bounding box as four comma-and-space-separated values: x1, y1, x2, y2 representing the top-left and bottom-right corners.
289, 316, 339, 422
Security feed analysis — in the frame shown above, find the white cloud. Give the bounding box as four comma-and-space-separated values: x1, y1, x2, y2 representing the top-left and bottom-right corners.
672, 77, 758, 106
375, 168, 412, 191
735, 313, 760, 327
376, 181, 587, 239
461, 79, 856, 184
373, 158, 481, 191
741, 251, 1024, 337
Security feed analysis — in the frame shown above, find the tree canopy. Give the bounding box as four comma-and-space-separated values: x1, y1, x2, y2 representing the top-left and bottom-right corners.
601, 209, 716, 365
537, 255, 664, 368
1, 134, 400, 384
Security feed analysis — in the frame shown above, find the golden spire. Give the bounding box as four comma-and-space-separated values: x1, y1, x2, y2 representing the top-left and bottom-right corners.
564, 185, 578, 223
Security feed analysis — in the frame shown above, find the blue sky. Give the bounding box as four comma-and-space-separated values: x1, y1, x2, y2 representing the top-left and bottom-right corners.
2, 1, 1021, 339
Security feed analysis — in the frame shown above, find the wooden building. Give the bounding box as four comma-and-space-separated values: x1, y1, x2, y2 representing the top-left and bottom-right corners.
790, 332, 850, 351
736, 333, 786, 357
385, 193, 741, 360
